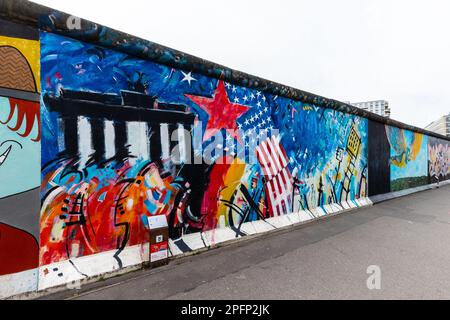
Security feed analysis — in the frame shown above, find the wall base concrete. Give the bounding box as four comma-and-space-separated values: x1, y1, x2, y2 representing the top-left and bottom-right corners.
0, 268, 38, 299
3, 243, 149, 300
38, 243, 149, 291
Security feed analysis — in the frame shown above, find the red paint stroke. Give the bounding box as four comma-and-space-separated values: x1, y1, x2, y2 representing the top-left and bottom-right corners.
0, 98, 41, 142
0, 224, 39, 275
200, 156, 233, 231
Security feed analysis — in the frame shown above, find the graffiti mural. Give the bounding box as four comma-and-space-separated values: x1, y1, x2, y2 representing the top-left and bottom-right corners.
428, 137, 450, 182
39, 32, 272, 264
40, 88, 197, 265
269, 96, 369, 213
39, 30, 372, 268
386, 126, 428, 191
0, 6, 447, 298
0, 19, 40, 293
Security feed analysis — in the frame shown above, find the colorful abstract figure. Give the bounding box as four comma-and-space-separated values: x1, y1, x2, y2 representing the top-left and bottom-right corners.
0, 33, 40, 277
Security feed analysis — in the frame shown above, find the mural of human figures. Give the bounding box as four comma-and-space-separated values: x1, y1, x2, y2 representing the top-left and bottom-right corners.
0, 21, 40, 286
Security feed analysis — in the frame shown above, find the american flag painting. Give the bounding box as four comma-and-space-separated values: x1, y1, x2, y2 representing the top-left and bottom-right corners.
256, 135, 294, 217
225, 83, 294, 218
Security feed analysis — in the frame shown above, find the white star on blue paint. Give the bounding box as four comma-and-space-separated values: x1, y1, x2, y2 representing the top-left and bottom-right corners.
181, 71, 197, 85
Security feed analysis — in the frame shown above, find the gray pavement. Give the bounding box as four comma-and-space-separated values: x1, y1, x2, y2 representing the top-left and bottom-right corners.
40, 185, 450, 300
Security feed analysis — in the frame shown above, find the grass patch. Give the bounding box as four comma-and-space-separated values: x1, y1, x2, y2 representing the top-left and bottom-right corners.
391, 176, 428, 192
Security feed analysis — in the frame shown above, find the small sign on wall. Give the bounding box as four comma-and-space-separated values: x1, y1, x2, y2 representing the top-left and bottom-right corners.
150, 242, 168, 263
147, 215, 169, 268
147, 215, 168, 229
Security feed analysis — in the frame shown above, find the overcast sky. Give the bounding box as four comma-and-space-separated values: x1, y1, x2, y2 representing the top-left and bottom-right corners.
32, 0, 450, 128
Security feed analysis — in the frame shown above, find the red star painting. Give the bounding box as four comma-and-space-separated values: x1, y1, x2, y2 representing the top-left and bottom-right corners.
185, 80, 250, 142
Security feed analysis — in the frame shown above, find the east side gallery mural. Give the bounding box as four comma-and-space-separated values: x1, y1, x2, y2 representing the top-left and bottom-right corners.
0, 17, 448, 299
38, 32, 370, 266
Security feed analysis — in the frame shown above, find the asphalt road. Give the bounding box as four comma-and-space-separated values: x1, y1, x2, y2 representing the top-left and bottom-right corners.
40, 185, 450, 300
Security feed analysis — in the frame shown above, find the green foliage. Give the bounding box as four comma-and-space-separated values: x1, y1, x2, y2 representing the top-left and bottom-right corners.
391, 176, 428, 192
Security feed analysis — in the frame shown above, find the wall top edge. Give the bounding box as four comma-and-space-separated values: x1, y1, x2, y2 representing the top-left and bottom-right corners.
1, 0, 449, 142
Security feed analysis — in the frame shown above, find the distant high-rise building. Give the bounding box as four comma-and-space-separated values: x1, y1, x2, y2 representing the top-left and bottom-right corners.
425, 113, 450, 137
348, 100, 391, 118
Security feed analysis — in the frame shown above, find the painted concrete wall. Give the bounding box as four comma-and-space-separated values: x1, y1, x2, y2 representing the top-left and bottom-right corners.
428, 137, 450, 183
366, 122, 449, 196
38, 31, 370, 263
0, 19, 41, 298
0, 9, 449, 299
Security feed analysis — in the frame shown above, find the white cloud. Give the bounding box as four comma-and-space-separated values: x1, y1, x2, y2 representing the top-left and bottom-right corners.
31, 0, 450, 128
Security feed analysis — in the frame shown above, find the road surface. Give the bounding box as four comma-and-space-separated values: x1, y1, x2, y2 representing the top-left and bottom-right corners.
40, 185, 450, 300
